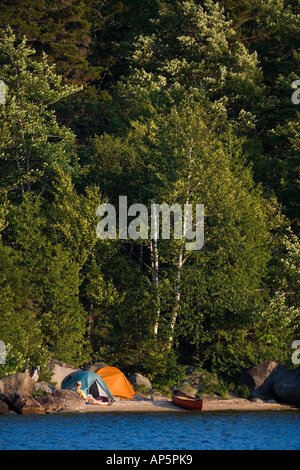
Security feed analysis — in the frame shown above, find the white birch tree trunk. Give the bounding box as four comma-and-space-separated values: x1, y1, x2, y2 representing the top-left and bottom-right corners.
151, 203, 160, 337
168, 135, 194, 348
168, 249, 183, 347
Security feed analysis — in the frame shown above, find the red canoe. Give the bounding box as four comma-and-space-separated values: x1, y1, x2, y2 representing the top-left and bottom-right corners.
171, 389, 204, 411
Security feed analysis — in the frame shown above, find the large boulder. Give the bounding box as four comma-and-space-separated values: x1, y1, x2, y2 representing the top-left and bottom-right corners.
273, 366, 300, 405
239, 361, 288, 399
33, 381, 56, 394
47, 359, 80, 388
0, 372, 35, 395
129, 373, 152, 393
34, 392, 59, 411
35, 389, 86, 412
175, 380, 198, 397
0, 395, 15, 414
175, 366, 219, 397
6, 391, 45, 415
83, 362, 108, 372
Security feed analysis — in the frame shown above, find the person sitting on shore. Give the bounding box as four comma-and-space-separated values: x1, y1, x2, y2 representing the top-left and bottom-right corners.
74, 381, 113, 406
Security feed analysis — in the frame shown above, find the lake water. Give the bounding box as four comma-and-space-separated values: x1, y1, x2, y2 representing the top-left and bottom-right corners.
0, 410, 299, 451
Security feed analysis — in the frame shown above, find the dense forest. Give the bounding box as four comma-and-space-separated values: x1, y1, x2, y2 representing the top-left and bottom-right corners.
0, 0, 299, 389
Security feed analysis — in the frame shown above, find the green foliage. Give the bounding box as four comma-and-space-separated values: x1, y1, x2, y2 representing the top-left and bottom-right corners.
196, 380, 229, 400
198, 292, 299, 382
0, 1, 298, 382
2, 194, 88, 365
151, 350, 186, 394
0, 28, 81, 197
279, 230, 300, 307
127, 0, 263, 122
0, 346, 29, 377
32, 388, 45, 398
229, 383, 251, 400
0, 240, 45, 366
0, 0, 105, 83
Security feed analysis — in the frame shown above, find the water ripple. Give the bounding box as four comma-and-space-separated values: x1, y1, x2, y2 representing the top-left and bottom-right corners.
0, 410, 299, 450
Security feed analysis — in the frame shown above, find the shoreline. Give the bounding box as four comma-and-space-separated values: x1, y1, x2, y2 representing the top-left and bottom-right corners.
78, 396, 300, 413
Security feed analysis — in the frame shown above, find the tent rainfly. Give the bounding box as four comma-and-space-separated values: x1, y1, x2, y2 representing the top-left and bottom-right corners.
96, 366, 135, 399
62, 370, 114, 401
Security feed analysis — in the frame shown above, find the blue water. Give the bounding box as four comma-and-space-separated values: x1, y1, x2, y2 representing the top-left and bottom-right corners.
0, 411, 299, 450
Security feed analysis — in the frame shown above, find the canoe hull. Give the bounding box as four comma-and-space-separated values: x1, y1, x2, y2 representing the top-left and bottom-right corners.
171, 390, 203, 411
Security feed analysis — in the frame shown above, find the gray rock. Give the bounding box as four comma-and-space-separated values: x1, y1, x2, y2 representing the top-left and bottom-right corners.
239, 360, 288, 399
251, 398, 265, 403
175, 380, 198, 398
129, 373, 152, 392
174, 367, 219, 397
0, 395, 15, 414
35, 389, 86, 412
1, 372, 35, 395
53, 389, 86, 409
6, 391, 45, 415
83, 362, 108, 372
273, 366, 300, 405
47, 359, 80, 388
34, 392, 58, 411
33, 381, 56, 393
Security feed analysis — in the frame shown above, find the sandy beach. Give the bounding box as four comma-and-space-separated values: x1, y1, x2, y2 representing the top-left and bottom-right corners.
80, 395, 299, 413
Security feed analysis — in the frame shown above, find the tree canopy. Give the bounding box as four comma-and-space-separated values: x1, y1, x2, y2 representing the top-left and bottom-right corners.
0, 1, 299, 387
